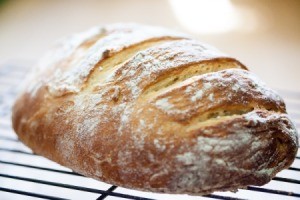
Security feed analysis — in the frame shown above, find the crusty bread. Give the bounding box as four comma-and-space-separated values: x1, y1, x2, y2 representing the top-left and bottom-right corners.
12, 23, 298, 195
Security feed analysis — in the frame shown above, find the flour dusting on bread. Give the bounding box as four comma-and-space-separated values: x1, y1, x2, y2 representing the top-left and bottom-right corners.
12, 23, 298, 195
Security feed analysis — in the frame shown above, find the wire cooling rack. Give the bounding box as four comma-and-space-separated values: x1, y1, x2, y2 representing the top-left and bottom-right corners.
0, 62, 299, 200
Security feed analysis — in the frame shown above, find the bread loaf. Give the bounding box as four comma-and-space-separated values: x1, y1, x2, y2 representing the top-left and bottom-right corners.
12, 23, 298, 195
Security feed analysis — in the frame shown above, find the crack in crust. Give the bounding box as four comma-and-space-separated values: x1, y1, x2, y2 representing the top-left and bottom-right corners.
12, 23, 299, 196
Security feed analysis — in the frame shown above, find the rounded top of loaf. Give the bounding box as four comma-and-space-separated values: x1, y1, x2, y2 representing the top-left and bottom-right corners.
24, 23, 245, 98
12, 23, 298, 195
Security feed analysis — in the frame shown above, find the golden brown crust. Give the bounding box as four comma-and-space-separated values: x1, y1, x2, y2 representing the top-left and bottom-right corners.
12, 23, 298, 195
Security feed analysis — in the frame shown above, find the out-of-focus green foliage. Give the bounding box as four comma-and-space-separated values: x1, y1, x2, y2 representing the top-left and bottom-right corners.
0, 0, 7, 6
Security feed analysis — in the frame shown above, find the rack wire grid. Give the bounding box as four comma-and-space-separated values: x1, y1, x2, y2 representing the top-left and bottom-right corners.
0, 62, 299, 200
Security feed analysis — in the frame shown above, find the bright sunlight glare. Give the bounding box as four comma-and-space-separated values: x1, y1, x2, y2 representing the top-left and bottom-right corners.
169, 0, 240, 34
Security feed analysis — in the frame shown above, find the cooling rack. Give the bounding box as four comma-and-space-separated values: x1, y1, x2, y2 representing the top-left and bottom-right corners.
0, 62, 299, 200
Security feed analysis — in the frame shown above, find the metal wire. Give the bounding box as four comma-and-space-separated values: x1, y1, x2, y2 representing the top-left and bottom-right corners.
0, 187, 68, 200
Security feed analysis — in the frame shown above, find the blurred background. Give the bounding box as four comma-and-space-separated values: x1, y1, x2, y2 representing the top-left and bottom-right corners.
0, 0, 299, 91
